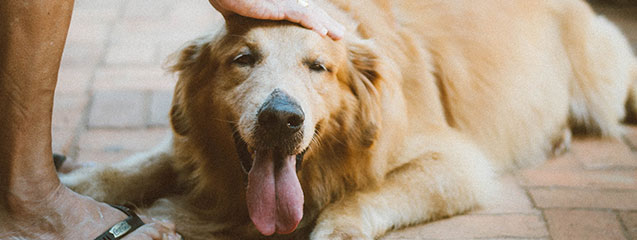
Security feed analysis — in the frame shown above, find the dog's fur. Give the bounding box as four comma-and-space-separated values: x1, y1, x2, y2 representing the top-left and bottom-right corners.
61, 0, 637, 239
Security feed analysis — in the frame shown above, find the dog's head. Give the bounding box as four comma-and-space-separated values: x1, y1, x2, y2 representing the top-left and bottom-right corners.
169, 16, 382, 236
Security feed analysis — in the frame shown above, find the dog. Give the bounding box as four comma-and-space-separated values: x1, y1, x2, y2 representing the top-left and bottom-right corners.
60, 0, 637, 239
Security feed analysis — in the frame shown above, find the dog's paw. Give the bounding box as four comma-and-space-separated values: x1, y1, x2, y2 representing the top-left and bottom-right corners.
310, 220, 371, 240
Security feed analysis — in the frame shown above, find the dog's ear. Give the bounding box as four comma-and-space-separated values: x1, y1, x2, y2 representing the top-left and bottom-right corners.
167, 38, 207, 73
166, 39, 210, 136
346, 38, 382, 148
170, 84, 190, 136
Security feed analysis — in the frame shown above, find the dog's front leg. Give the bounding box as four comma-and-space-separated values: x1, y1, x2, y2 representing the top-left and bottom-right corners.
310, 137, 497, 239
59, 138, 180, 206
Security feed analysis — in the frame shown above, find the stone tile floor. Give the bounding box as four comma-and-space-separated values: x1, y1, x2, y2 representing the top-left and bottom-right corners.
53, 0, 637, 239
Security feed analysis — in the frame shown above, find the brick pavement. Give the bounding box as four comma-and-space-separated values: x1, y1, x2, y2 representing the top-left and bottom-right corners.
53, 0, 637, 239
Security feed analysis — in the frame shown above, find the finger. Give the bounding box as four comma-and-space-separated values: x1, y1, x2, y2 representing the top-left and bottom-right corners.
326, 23, 345, 40
284, 5, 328, 37
284, 2, 344, 40
312, 6, 345, 40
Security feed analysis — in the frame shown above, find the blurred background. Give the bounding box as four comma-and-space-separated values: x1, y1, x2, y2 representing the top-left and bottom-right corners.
53, 0, 221, 163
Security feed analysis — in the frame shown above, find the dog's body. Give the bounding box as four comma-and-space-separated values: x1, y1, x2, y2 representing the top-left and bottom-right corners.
61, 0, 637, 239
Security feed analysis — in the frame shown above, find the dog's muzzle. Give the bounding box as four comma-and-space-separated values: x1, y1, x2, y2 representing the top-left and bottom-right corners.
254, 89, 305, 153
233, 89, 307, 174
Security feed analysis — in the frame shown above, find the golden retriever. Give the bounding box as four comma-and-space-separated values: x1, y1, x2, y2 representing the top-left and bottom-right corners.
61, 0, 637, 239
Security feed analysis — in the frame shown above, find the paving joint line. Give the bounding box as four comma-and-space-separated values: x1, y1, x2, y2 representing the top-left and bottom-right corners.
67, 1, 126, 161
521, 187, 552, 240
615, 209, 633, 240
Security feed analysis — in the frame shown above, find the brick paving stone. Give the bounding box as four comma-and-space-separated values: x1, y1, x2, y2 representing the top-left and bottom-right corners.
619, 211, 637, 240
110, 18, 218, 45
516, 149, 637, 190
109, 20, 177, 44
172, 24, 220, 42
530, 152, 583, 171
570, 139, 637, 170
74, 0, 125, 11
544, 209, 626, 240
60, 42, 104, 68
381, 214, 548, 240
169, 0, 221, 24
52, 127, 76, 155
56, 67, 92, 95
519, 169, 637, 190
105, 43, 158, 66
52, 94, 89, 129
473, 175, 539, 215
65, 21, 110, 45
166, 2, 221, 36
88, 90, 146, 128
530, 188, 637, 210
93, 67, 177, 91
70, 7, 119, 25
78, 128, 170, 152
622, 126, 637, 150
123, 0, 173, 19
149, 91, 173, 126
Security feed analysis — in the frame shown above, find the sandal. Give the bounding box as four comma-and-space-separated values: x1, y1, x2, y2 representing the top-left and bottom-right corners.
51, 154, 147, 239
94, 204, 145, 240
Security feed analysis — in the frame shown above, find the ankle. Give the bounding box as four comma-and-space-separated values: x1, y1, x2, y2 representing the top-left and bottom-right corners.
3, 181, 65, 216
0, 125, 59, 210
1, 160, 61, 211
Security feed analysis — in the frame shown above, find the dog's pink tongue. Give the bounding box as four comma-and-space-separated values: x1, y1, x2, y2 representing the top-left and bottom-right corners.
246, 150, 304, 236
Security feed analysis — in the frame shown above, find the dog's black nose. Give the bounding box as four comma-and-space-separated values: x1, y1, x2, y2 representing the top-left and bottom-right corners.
257, 89, 305, 137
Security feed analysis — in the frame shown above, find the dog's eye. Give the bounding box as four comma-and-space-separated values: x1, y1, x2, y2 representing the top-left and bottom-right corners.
232, 53, 256, 66
309, 62, 329, 72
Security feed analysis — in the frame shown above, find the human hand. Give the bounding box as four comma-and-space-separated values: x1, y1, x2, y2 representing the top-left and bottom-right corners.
209, 0, 345, 40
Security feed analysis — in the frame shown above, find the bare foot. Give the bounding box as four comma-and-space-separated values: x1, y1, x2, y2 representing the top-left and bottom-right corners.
0, 184, 180, 240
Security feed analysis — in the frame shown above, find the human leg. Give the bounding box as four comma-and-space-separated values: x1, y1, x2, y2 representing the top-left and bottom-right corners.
0, 1, 178, 239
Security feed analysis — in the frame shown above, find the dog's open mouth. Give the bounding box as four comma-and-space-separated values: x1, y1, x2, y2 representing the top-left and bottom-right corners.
232, 127, 306, 236
233, 130, 304, 174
